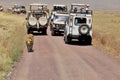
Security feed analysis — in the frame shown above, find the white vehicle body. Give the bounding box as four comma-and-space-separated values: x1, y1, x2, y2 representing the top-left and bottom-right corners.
66, 13, 92, 36
50, 4, 68, 36
50, 13, 69, 35
9, 4, 26, 14
26, 3, 49, 34
64, 3, 92, 44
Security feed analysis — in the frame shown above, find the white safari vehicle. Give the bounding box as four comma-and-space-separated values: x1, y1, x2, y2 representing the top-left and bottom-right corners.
26, 3, 49, 34
64, 3, 93, 44
50, 4, 68, 35
8, 4, 26, 14
50, 13, 69, 36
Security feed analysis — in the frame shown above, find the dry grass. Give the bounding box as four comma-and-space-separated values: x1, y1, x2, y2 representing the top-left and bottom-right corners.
93, 11, 120, 58
0, 12, 25, 80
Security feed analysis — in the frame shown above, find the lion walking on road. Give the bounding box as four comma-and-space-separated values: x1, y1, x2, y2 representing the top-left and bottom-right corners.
26, 34, 34, 52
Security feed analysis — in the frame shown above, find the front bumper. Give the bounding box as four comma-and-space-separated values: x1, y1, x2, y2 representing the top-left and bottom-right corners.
52, 24, 65, 32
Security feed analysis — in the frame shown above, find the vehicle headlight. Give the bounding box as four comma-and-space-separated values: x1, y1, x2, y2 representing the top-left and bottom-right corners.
28, 17, 37, 26
79, 24, 89, 35
17, 9, 20, 11
39, 16, 48, 26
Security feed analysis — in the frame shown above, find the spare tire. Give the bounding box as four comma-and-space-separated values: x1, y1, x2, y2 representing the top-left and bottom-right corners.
28, 16, 37, 26
79, 24, 89, 35
39, 16, 48, 26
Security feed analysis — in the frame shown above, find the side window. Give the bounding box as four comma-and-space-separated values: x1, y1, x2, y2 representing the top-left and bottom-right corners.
74, 17, 86, 25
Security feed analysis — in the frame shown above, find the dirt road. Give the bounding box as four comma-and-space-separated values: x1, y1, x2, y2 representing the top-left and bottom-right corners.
7, 31, 120, 80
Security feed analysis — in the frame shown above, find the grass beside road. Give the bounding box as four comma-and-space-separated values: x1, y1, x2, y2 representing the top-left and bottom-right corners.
93, 11, 120, 59
0, 12, 25, 80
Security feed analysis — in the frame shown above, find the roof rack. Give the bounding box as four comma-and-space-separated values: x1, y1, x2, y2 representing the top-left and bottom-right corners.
53, 4, 67, 7
71, 3, 90, 7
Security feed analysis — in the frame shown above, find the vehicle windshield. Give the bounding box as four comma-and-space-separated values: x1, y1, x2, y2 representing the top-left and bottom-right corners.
21, 6, 25, 9
53, 6, 67, 11
54, 15, 68, 22
74, 17, 86, 25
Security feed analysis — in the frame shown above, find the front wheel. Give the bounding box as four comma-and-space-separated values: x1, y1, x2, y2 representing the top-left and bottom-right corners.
51, 29, 55, 36
27, 28, 31, 34
64, 36, 71, 44
42, 29, 47, 35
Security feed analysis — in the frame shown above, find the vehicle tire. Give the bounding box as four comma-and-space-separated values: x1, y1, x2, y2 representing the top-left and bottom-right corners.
27, 29, 31, 34
42, 29, 47, 35
64, 36, 71, 44
24, 11, 26, 14
17, 12, 20, 14
51, 30, 55, 36
79, 24, 90, 35
87, 37, 92, 45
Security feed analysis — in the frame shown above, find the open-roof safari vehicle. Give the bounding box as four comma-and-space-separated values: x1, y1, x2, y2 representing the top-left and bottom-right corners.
50, 4, 69, 36
64, 3, 93, 44
10, 4, 26, 14
26, 3, 49, 34
50, 13, 69, 36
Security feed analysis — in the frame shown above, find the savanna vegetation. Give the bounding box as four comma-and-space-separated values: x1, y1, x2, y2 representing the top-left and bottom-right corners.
0, 12, 25, 80
93, 11, 120, 59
